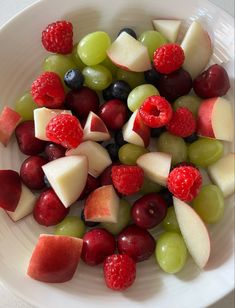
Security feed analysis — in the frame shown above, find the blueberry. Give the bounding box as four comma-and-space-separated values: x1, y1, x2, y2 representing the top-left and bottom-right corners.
103, 80, 131, 102
118, 27, 137, 39
64, 69, 84, 90
159, 189, 173, 207
105, 143, 120, 161
144, 65, 160, 85
114, 130, 127, 147
81, 208, 99, 227
184, 133, 199, 143
150, 126, 166, 138
44, 175, 51, 188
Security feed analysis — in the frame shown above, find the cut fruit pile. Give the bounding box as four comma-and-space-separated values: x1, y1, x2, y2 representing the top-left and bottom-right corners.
0, 17, 234, 291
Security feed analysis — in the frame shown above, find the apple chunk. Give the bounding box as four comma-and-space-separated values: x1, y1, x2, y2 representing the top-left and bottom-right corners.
181, 21, 212, 79
34, 107, 72, 141
137, 152, 171, 186
173, 197, 210, 269
0, 170, 22, 211
42, 155, 88, 207
84, 185, 119, 223
208, 153, 235, 197
122, 110, 150, 147
7, 184, 36, 221
27, 234, 83, 283
107, 31, 151, 72
152, 19, 181, 43
83, 111, 111, 142
197, 97, 234, 142
0, 106, 22, 146
66, 141, 112, 178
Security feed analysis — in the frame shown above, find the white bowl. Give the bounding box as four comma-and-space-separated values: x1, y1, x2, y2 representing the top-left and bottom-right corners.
0, 0, 234, 307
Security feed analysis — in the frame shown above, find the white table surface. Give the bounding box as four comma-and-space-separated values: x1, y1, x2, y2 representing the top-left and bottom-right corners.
0, 0, 234, 307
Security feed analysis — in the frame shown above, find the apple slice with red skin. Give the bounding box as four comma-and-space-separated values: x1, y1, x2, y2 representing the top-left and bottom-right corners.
197, 97, 234, 142
83, 111, 111, 142
0, 106, 22, 146
122, 110, 150, 147
27, 234, 83, 283
84, 185, 119, 223
107, 32, 151, 72
7, 184, 36, 221
173, 197, 211, 269
0, 170, 22, 211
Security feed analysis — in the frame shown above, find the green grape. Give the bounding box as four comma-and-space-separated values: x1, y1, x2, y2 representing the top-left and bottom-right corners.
157, 132, 188, 165
78, 31, 111, 66
82, 65, 112, 91
127, 84, 159, 112
140, 177, 162, 195
138, 31, 167, 60
100, 199, 131, 235
101, 57, 118, 76
43, 54, 77, 89
156, 232, 188, 274
116, 69, 145, 89
162, 207, 180, 233
15, 92, 37, 121
71, 43, 86, 71
118, 143, 149, 165
192, 184, 224, 224
173, 95, 201, 117
188, 138, 224, 167
55, 216, 86, 238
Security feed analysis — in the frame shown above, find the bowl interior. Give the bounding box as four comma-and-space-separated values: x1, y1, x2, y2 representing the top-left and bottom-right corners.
0, 0, 234, 307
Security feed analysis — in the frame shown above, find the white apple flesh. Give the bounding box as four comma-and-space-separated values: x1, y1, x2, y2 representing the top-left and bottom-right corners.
208, 153, 235, 197
83, 111, 111, 142
66, 140, 112, 178
84, 185, 119, 223
137, 152, 171, 186
197, 97, 234, 142
42, 155, 88, 207
152, 19, 181, 43
122, 110, 150, 147
181, 21, 212, 79
34, 107, 72, 141
107, 31, 151, 72
6, 184, 36, 221
173, 197, 211, 269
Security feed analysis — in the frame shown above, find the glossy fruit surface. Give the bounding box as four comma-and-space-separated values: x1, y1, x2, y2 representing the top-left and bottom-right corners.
64, 68, 84, 90
116, 69, 145, 89
81, 228, 116, 266
117, 224, 155, 262
82, 65, 112, 91
156, 232, 187, 273
44, 143, 66, 161
65, 87, 99, 119
99, 99, 128, 131
162, 207, 180, 232
20, 156, 48, 190
192, 184, 224, 223
55, 216, 86, 238
33, 189, 69, 226
101, 199, 131, 235
118, 143, 149, 165
157, 68, 192, 102
132, 193, 167, 229
138, 30, 167, 60
157, 131, 187, 165
15, 92, 37, 121
173, 95, 201, 117
188, 138, 224, 167
103, 80, 131, 102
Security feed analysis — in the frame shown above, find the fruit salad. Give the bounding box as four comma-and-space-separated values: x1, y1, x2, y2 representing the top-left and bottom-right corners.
0, 17, 234, 291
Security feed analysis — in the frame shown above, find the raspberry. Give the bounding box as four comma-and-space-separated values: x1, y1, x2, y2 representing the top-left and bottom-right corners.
166, 107, 196, 137
153, 43, 185, 74
41, 20, 73, 54
31, 72, 65, 108
167, 166, 202, 202
139, 95, 173, 128
111, 165, 144, 195
46, 114, 83, 149
103, 254, 136, 291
